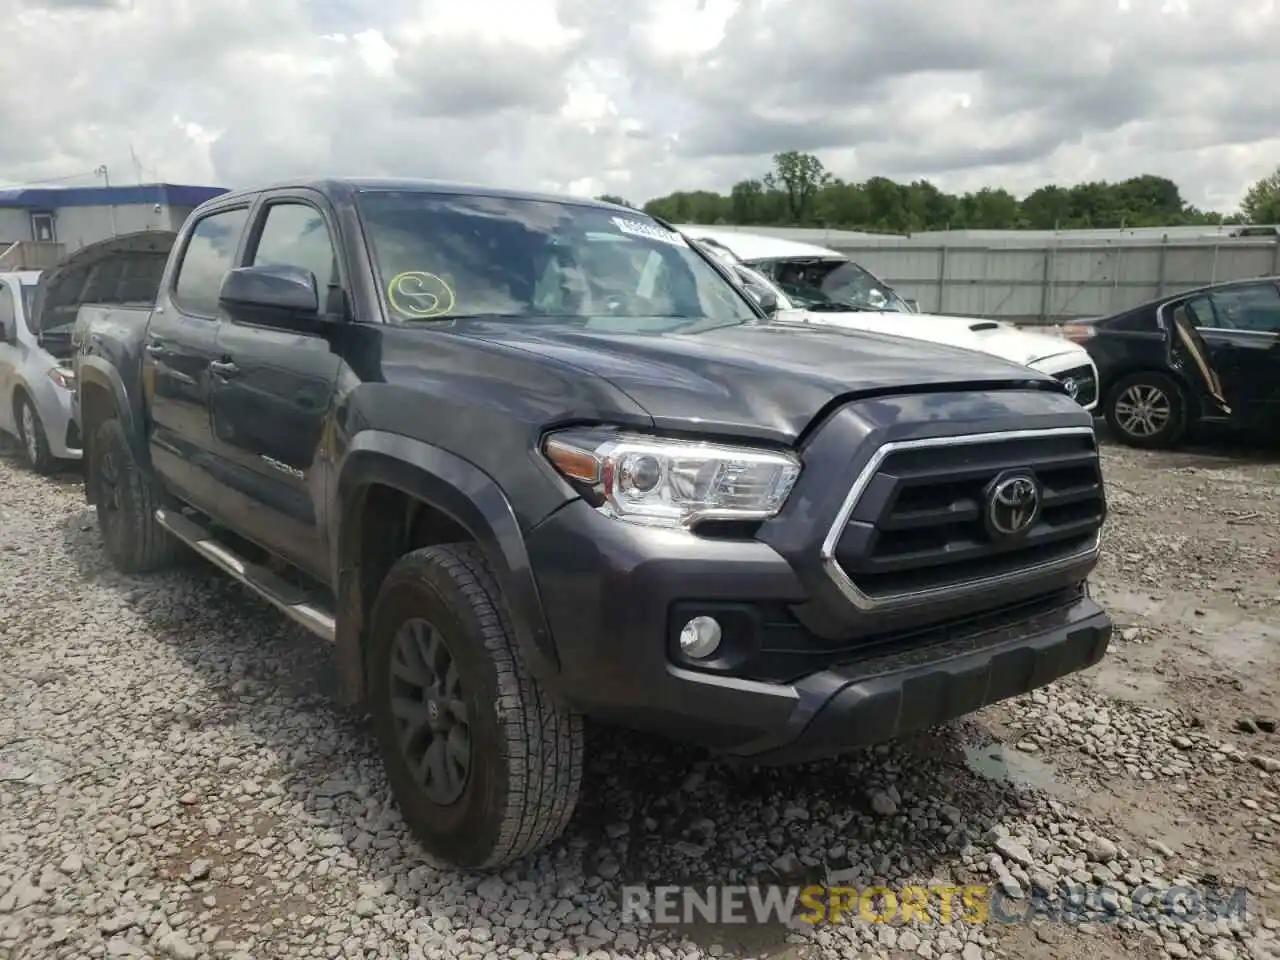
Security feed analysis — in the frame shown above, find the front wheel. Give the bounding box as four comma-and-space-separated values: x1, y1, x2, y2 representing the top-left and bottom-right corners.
368, 544, 583, 870
15, 394, 57, 475
1104, 372, 1188, 449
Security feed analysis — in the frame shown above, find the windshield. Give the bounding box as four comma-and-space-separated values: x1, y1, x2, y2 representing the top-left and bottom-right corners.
20, 284, 37, 334
768, 259, 910, 313
356, 192, 758, 331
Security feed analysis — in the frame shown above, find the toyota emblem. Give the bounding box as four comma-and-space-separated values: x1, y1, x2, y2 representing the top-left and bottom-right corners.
984, 471, 1042, 539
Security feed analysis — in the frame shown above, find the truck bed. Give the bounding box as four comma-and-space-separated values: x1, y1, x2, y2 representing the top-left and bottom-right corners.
71, 303, 153, 354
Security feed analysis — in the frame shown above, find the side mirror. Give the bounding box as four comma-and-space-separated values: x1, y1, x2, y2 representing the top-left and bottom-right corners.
219, 264, 320, 317
904, 298, 919, 312
745, 284, 778, 315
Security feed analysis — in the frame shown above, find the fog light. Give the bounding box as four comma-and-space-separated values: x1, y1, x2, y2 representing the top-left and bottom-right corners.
679, 616, 722, 659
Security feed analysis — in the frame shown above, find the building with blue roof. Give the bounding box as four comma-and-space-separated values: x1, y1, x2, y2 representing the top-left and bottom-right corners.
0, 183, 228, 262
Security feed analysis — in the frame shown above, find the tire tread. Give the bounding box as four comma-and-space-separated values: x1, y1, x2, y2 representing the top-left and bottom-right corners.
92, 417, 179, 573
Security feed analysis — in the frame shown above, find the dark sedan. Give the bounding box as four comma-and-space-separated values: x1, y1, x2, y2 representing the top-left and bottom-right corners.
1061, 276, 1280, 448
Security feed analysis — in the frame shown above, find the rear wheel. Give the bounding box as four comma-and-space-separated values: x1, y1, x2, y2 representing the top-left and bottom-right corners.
15, 394, 56, 475
368, 544, 583, 869
90, 417, 180, 573
1104, 372, 1187, 449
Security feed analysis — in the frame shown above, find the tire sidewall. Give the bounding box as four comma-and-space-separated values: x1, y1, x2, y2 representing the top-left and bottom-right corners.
368, 562, 511, 865
1105, 373, 1186, 448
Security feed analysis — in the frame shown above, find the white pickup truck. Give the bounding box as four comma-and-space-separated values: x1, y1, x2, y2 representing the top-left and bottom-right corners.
684, 227, 1099, 411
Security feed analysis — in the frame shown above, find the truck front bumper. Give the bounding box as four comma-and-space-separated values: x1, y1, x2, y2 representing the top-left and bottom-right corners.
526, 499, 1111, 764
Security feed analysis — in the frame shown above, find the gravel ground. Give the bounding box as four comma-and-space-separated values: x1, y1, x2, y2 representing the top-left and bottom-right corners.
1, 436, 1277, 960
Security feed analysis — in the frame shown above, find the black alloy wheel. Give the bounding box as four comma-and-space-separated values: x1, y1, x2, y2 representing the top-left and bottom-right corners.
389, 617, 472, 805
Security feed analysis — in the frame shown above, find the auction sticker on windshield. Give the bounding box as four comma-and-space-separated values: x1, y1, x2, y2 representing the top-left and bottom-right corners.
611, 217, 687, 247
388, 271, 456, 319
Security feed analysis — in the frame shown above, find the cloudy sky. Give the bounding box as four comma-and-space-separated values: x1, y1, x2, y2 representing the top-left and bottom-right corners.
1, 0, 1276, 211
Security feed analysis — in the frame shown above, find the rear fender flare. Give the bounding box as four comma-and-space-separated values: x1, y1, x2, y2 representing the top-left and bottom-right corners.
332, 431, 559, 704
76, 358, 150, 467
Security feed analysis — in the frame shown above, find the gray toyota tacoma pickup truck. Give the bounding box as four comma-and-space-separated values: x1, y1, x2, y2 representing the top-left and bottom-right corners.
63, 178, 1111, 869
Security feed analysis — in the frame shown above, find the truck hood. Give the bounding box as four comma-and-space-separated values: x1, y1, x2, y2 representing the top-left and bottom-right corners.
30, 229, 176, 334
793, 309, 1084, 368
445, 318, 1056, 442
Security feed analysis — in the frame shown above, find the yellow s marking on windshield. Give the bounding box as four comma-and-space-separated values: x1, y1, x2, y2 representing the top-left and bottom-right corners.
387, 271, 456, 319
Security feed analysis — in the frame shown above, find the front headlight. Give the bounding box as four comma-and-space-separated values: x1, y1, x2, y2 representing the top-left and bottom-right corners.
48, 366, 75, 390
542, 428, 802, 528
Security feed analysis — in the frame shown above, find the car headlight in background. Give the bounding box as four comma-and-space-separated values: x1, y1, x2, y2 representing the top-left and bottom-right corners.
542, 429, 801, 528
47, 366, 75, 390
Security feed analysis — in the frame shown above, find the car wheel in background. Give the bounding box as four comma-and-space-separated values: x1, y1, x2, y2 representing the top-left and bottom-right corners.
1104, 371, 1187, 449
15, 393, 57, 475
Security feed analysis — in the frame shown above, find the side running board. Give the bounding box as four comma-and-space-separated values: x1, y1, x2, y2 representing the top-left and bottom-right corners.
154, 508, 336, 642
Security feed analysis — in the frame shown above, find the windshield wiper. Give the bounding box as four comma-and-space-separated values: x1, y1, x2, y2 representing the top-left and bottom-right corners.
806, 302, 877, 313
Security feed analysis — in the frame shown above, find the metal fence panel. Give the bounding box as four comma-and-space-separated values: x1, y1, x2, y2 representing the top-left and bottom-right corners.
821, 238, 1280, 323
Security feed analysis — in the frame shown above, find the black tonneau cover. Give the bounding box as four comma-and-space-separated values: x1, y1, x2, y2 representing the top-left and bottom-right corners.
31, 229, 177, 335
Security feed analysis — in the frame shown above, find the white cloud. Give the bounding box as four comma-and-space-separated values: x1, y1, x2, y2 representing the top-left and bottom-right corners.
0, 0, 1276, 211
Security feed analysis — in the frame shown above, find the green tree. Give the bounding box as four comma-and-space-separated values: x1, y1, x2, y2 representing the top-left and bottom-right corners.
956, 187, 1022, 229
596, 194, 635, 208
1021, 185, 1074, 229
1113, 175, 1185, 224
638, 157, 1232, 232
642, 190, 730, 223
762, 151, 832, 222
813, 178, 871, 227
1240, 167, 1280, 224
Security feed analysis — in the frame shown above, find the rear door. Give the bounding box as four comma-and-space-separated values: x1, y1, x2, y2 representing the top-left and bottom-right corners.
1182, 281, 1280, 429
207, 191, 344, 578
143, 203, 253, 517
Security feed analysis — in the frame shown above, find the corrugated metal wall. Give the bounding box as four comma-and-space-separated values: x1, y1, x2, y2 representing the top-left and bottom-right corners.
757, 236, 1280, 323
836, 240, 1280, 322
677, 224, 1280, 322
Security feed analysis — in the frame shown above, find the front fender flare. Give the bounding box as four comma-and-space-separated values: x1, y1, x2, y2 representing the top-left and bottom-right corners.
332, 431, 559, 704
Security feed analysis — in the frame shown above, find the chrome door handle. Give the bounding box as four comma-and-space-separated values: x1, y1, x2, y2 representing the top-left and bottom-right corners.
209, 360, 240, 378
144, 342, 166, 357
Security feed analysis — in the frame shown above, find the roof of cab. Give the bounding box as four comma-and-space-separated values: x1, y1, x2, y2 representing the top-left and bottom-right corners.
197, 177, 638, 215
676, 226, 846, 262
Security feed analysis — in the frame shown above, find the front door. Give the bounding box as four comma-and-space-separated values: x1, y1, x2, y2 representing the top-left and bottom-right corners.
1182, 281, 1280, 431
208, 194, 343, 580
143, 204, 252, 517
